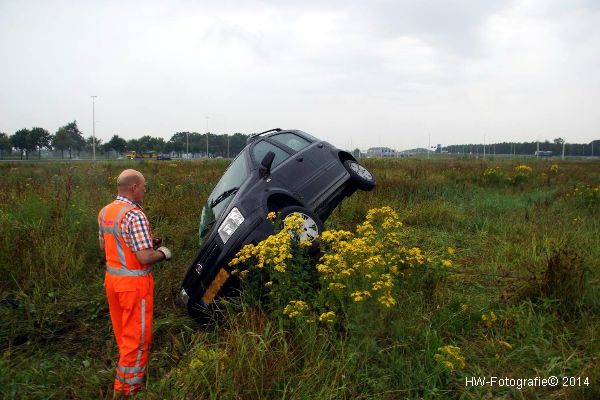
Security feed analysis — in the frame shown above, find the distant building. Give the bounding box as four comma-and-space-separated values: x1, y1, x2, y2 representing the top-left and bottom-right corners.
366, 147, 398, 157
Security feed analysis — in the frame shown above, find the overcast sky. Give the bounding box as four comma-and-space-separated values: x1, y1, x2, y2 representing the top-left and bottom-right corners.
1, 0, 599, 150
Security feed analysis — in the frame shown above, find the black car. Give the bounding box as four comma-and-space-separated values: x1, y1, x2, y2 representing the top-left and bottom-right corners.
157, 154, 172, 160
181, 128, 375, 316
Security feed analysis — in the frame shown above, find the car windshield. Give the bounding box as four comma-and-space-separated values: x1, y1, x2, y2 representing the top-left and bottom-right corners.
198, 151, 249, 244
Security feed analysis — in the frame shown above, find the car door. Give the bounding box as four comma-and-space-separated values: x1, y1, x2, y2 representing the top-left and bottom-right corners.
269, 132, 345, 207
250, 139, 308, 199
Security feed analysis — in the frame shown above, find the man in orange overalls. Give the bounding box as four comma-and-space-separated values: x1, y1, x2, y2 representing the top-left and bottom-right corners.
98, 169, 172, 396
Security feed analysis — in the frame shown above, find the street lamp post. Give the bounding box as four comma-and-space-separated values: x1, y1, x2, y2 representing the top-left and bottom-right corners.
91, 96, 97, 161
427, 132, 430, 160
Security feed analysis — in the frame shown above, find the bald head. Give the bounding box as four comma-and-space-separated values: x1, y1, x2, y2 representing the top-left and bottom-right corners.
117, 169, 146, 203
117, 169, 144, 188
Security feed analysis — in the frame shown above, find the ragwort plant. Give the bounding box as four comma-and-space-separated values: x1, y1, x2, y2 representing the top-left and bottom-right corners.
565, 183, 600, 207
482, 166, 504, 185
229, 212, 317, 319
231, 206, 455, 332
510, 164, 533, 186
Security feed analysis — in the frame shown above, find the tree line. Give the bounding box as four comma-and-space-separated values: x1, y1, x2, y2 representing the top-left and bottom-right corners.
1, 124, 598, 160
443, 138, 599, 157
0, 121, 251, 160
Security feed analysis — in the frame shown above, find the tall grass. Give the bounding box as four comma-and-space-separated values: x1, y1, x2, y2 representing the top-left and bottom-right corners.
1, 158, 599, 399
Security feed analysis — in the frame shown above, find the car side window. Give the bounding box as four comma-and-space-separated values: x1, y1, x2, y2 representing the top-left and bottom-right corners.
269, 133, 311, 152
252, 140, 290, 169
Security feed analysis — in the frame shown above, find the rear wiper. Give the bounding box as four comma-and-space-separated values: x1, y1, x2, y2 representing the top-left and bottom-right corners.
209, 187, 239, 208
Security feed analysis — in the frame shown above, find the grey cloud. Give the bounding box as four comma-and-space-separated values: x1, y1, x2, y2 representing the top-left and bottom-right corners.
235, 0, 511, 57
357, 0, 510, 57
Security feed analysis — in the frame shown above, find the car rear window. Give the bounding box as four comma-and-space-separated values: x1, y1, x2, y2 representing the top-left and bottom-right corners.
269, 133, 311, 152
252, 141, 290, 169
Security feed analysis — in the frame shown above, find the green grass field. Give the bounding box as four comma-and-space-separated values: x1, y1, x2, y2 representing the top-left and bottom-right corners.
1, 158, 599, 399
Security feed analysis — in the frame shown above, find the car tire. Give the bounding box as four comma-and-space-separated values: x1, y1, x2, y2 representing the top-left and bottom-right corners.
277, 206, 324, 244
343, 160, 376, 191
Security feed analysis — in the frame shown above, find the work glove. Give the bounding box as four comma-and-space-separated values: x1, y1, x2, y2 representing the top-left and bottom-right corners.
157, 246, 172, 261
152, 237, 163, 250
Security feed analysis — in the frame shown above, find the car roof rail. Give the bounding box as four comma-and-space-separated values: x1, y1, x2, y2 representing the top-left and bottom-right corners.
247, 128, 282, 144
257, 128, 282, 135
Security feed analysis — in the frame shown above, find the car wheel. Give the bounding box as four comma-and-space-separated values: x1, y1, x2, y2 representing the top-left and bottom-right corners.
277, 205, 324, 243
343, 160, 376, 191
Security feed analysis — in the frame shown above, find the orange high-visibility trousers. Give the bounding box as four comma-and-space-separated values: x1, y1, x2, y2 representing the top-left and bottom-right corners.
105, 273, 154, 395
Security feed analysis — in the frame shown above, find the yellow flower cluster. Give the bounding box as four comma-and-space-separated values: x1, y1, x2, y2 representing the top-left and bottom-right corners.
371, 273, 393, 291
434, 345, 466, 371
319, 229, 353, 244
318, 311, 336, 324
483, 166, 501, 177
407, 247, 427, 265
283, 300, 309, 318
514, 164, 533, 174
328, 282, 347, 290
283, 213, 307, 233
187, 346, 228, 374
565, 183, 600, 206
230, 206, 450, 322
550, 164, 559, 173
378, 294, 396, 308
315, 206, 436, 310
229, 213, 306, 273
481, 310, 497, 328
163, 346, 229, 387
565, 183, 600, 207
351, 290, 372, 302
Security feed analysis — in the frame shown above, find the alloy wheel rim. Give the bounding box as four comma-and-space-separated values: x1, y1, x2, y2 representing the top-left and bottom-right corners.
350, 162, 373, 181
285, 212, 319, 242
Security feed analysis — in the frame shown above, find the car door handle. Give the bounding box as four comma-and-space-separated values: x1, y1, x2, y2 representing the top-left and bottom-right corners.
318, 144, 324, 148
296, 156, 304, 161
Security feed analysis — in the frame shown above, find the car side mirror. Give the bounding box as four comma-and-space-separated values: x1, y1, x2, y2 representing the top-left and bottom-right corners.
259, 151, 275, 178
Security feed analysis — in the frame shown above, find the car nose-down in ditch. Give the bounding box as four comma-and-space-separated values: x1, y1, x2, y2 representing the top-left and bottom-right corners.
181, 128, 376, 317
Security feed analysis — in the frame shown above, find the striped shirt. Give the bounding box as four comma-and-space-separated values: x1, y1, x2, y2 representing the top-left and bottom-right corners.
99, 196, 154, 252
